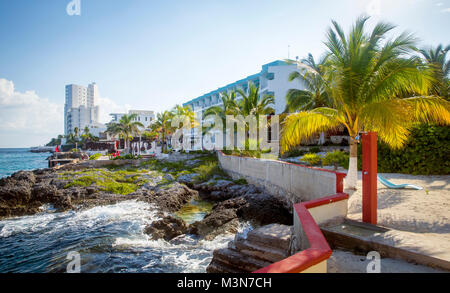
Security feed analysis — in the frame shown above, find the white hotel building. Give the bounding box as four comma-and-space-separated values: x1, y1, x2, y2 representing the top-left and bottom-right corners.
64, 82, 105, 137
181, 60, 304, 149
109, 110, 155, 128
183, 60, 304, 115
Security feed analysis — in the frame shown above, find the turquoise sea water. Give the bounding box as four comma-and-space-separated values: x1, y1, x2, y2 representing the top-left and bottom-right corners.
0, 148, 50, 178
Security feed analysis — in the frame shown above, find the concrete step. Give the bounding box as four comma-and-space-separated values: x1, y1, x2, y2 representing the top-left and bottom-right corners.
206, 259, 248, 273
234, 238, 289, 263
211, 247, 272, 272
246, 223, 292, 251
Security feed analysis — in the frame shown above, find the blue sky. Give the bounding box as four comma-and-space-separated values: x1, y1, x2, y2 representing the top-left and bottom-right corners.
0, 0, 449, 147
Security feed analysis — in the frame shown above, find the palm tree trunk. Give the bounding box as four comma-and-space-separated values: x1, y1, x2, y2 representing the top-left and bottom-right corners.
346, 137, 358, 190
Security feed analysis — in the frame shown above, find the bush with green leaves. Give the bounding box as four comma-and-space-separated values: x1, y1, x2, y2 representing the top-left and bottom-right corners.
112, 154, 142, 160
357, 124, 450, 175
300, 153, 322, 166
322, 151, 349, 170
308, 146, 322, 153
284, 149, 307, 158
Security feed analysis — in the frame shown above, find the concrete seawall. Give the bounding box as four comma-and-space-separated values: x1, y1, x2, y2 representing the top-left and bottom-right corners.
217, 151, 346, 204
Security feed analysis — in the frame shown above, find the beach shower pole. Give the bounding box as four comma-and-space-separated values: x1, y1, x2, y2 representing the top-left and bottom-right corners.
362, 132, 377, 225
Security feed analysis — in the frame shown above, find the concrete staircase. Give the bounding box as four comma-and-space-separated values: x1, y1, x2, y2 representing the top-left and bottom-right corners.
206, 224, 292, 273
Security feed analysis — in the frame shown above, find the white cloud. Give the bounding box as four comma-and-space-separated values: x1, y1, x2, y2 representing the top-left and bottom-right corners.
98, 96, 131, 124
436, 2, 444, 6
0, 78, 63, 147
442, 7, 450, 12
0, 78, 132, 147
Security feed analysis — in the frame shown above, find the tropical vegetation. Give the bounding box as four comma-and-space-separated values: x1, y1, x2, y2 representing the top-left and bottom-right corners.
419, 44, 450, 99
281, 16, 450, 189
150, 110, 174, 152
106, 113, 144, 153
284, 54, 331, 112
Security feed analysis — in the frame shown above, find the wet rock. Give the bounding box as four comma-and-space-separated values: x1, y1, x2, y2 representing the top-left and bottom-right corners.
163, 174, 175, 181
54, 195, 72, 211
189, 208, 238, 238
194, 179, 234, 193
0, 184, 33, 205
237, 193, 292, 225
144, 216, 188, 241
32, 183, 60, 202
149, 182, 198, 212
207, 191, 229, 201
11, 171, 36, 184
176, 173, 199, 185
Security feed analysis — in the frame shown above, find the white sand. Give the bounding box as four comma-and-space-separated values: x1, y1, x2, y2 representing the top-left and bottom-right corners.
346, 173, 450, 234
328, 250, 445, 273
340, 172, 450, 267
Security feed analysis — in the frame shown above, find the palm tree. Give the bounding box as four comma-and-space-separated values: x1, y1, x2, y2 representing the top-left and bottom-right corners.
419, 44, 450, 99
236, 83, 275, 150
172, 104, 201, 150
108, 114, 144, 153
204, 90, 239, 149
284, 54, 332, 113
237, 83, 275, 117
73, 127, 79, 138
151, 110, 174, 152
281, 16, 450, 190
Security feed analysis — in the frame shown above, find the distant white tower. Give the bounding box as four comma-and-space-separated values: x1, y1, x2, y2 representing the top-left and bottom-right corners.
64, 82, 101, 135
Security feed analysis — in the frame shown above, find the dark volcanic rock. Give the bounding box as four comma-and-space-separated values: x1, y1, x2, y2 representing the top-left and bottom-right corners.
149, 183, 198, 212
188, 190, 292, 240
189, 208, 238, 237
32, 183, 60, 202
236, 193, 292, 226
54, 195, 73, 211
144, 216, 188, 241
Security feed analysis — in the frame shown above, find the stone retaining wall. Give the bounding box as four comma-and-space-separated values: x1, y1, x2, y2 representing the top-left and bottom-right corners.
217, 151, 346, 204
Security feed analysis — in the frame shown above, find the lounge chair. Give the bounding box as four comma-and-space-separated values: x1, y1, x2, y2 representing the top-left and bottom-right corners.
377, 175, 423, 190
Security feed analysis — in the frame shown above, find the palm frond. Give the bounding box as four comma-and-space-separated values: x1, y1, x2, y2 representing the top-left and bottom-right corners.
281, 110, 341, 152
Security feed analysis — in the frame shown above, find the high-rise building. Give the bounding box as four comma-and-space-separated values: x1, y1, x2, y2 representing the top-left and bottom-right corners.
64, 82, 102, 136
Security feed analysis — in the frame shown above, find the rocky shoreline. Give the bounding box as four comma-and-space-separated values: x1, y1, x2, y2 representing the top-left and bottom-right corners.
0, 153, 292, 246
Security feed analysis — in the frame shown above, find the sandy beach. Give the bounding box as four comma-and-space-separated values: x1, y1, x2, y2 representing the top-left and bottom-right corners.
330, 172, 450, 272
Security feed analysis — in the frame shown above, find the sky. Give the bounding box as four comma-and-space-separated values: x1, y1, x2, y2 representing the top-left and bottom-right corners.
0, 0, 449, 147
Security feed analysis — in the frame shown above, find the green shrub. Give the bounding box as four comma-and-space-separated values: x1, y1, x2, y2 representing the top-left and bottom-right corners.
322, 151, 349, 170
357, 124, 450, 175
233, 178, 248, 185
284, 149, 307, 158
112, 154, 141, 160
309, 146, 322, 153
301, 153, 322, 166
64, 175, 95, 188
194, 161, 227, 182
89, 153, 102, 160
